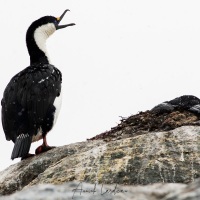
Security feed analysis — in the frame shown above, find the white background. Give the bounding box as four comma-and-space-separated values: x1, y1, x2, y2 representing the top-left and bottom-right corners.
0, 0, 200, 170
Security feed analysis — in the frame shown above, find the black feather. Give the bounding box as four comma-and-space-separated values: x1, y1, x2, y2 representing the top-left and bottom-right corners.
1, 14, 64, 160
11, 134, 32, 160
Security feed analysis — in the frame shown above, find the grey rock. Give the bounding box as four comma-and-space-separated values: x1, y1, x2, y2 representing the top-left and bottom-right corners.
0, 140, 105, 195
0, 126, 200, 196
2, 96, 200, 199
163, 178, 200, 200
2, 179, 200, 200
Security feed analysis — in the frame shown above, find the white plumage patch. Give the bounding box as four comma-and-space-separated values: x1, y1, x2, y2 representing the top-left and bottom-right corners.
32, 127, 43, 142
53, 90, 62, 126
34, 23, 56, 63
17, 133, 29, 139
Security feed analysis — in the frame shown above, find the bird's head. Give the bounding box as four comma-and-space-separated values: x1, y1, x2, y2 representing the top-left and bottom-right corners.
26, 9, 75, 65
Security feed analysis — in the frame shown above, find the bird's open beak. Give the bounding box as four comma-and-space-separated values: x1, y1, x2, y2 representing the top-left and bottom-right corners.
56, 9, 75, 30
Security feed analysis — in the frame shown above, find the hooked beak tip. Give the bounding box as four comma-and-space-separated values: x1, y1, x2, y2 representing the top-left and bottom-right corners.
56, 9, 75, 30
57, 9, 71, 24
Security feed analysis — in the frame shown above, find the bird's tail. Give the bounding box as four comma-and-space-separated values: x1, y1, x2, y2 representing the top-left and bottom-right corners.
11, 134, 32, 160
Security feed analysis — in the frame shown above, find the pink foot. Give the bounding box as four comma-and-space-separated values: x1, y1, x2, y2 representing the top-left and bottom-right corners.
35, 145, 56, 155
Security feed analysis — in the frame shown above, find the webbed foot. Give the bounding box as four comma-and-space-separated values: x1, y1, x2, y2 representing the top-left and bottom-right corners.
35, 145, 56, 155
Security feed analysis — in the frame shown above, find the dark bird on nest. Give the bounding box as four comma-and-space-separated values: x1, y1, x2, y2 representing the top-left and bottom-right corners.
151, 95, 200, 115
1, 10, 75, 160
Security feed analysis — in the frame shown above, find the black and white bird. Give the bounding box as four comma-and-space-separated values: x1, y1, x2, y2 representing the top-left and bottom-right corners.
1, 10, 75, 160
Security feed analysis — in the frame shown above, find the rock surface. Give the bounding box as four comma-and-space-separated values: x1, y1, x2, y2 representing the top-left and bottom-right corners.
1, 95, 200, 198
1, 179, 200, 200
0, 125, 200, 196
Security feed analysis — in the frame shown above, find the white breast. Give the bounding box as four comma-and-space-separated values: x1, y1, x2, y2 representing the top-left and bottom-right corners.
53, 90, 62, 126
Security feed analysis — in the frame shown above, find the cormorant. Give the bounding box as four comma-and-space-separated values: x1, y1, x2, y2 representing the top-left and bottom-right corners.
1, 10, 75, 160
151, 95, 200, 115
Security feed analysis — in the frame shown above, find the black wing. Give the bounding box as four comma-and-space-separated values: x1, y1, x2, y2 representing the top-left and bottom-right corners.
1, 64, 62, 159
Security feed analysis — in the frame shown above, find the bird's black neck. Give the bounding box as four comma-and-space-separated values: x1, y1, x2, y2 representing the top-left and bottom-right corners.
26, 38, 49, 66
